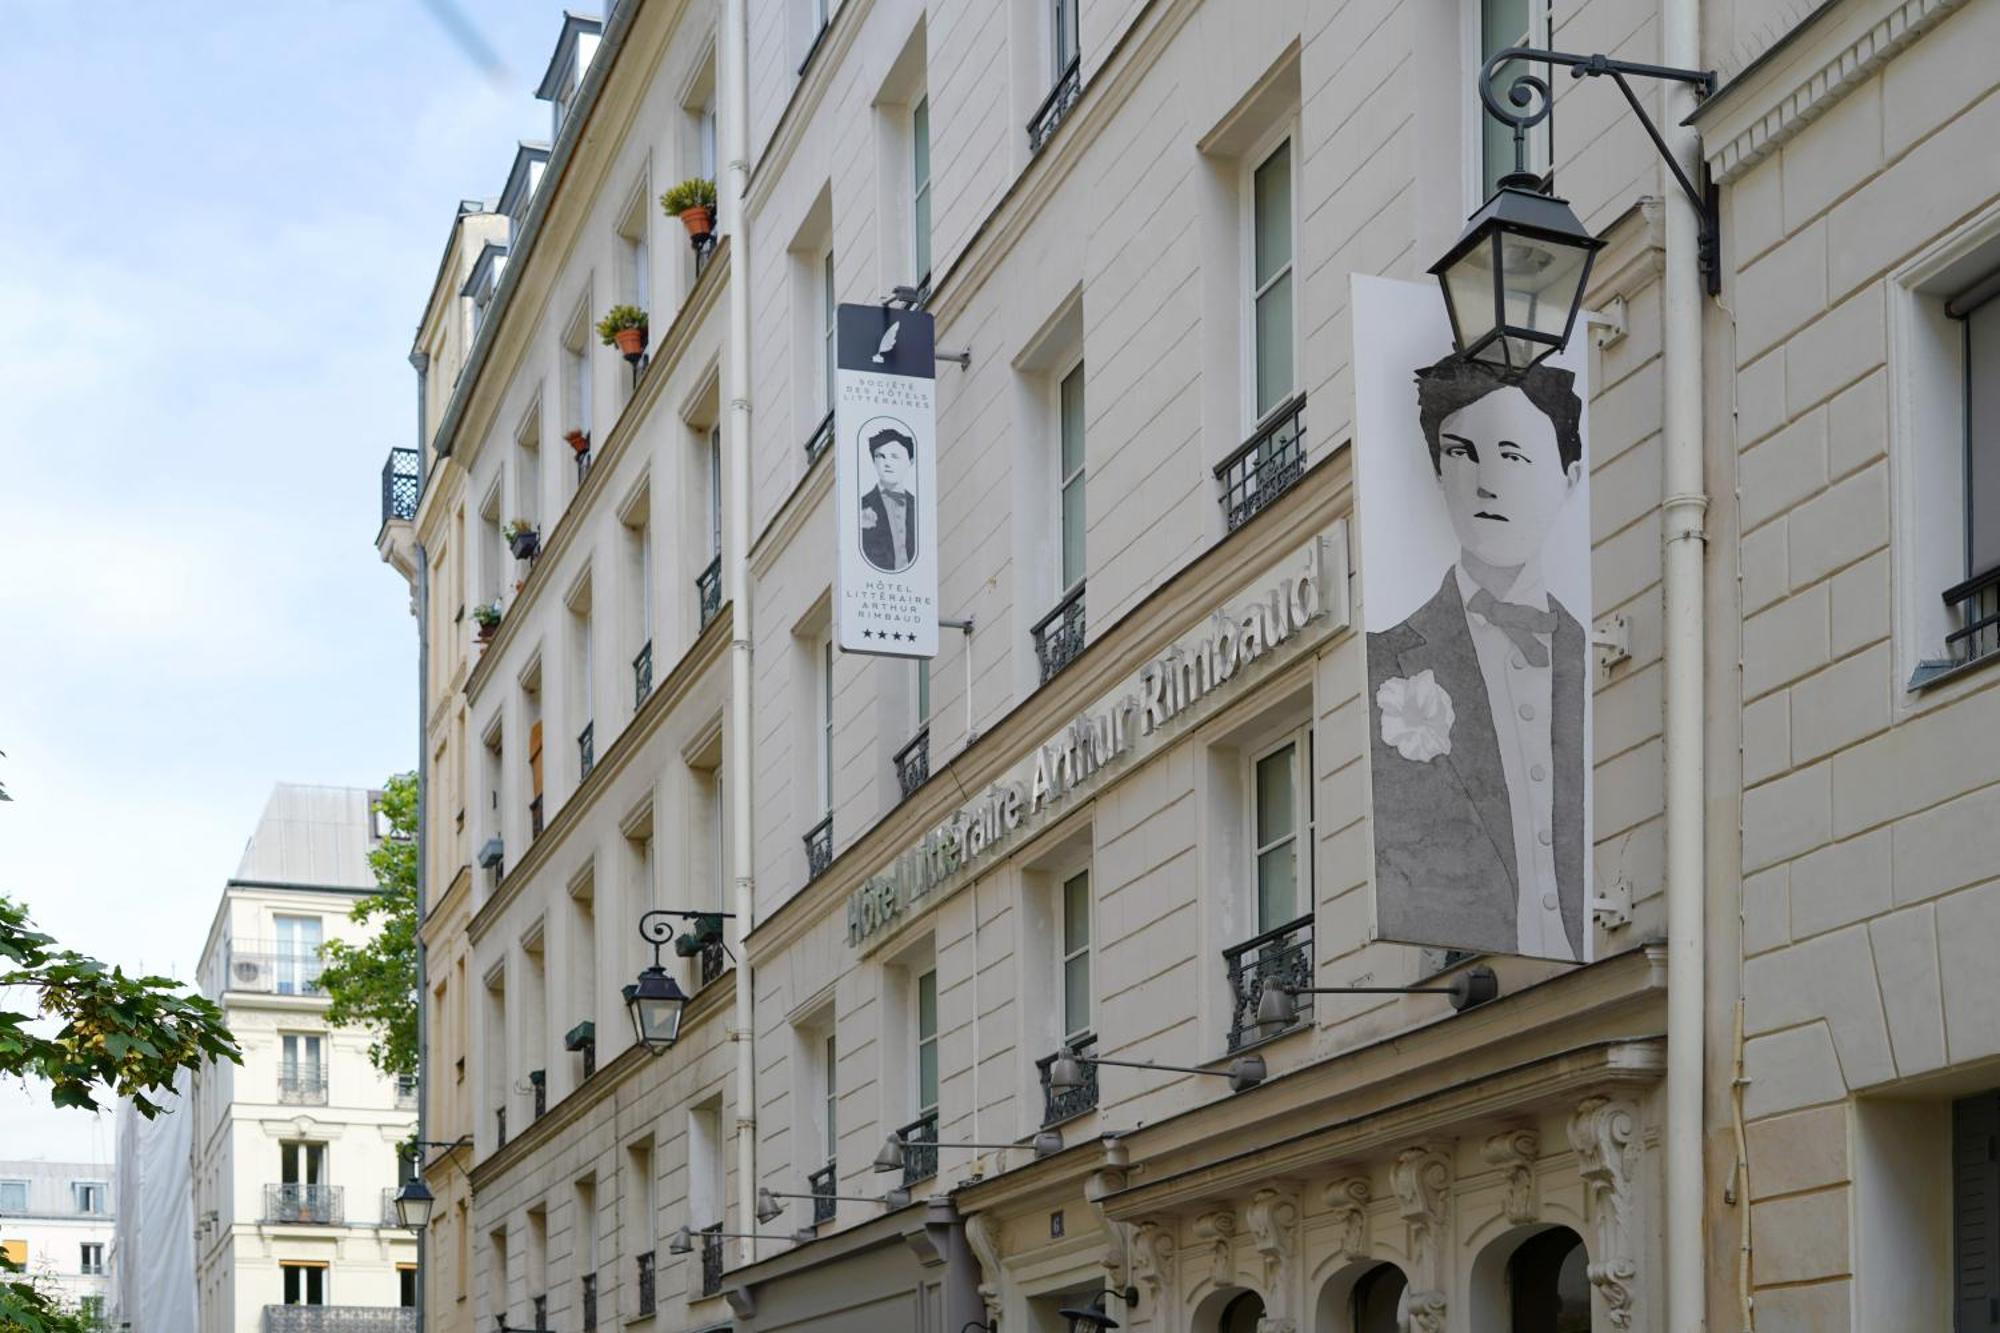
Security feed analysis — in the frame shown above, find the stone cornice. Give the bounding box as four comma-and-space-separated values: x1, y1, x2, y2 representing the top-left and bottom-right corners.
467, 606, 732, 947
742, 448, 1351, 959
1698, 0, 1969, 185
463, 239, 731, 707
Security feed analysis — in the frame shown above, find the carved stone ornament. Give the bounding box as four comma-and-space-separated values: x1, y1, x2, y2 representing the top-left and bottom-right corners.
1390, 1145, 1452, 1333
1193, 1207, 1238, 1290
963, 1210, 1004, 1321
1567, 1096, 1639, 1328
1482, 1127, 1541, 1226
1323, 1176, 1372, 1262
1130, 1218, 1178, 1311
1246, 1188, 1300, 1331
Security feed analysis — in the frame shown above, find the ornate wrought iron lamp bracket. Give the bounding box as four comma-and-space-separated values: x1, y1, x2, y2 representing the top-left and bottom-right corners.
637, 907, 739, 966
1480, 46, 1721, 293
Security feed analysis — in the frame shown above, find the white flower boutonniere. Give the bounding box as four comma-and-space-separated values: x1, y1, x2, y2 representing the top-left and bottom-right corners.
861, 507, 879, 530
1377, 669, 1455, 762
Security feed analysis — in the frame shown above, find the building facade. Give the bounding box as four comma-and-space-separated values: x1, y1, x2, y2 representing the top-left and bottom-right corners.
0, 1160, 115, 1329
385, 0, 2000, 1329
189, 785, 418, 1333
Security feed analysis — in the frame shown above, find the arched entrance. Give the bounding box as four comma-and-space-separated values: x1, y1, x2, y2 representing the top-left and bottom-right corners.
1470, 1223, 1592, 1332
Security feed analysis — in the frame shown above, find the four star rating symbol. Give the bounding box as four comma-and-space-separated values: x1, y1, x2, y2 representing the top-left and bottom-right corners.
859, 628, 917, 642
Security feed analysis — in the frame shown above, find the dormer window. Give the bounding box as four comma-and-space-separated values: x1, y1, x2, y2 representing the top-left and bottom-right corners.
498, 142, 551, 235
462, 242, 509, 336
535, 13, 605, 141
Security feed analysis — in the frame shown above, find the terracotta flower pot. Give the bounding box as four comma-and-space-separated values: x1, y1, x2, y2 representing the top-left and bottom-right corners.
565, 429, 590, 455
614, 326, 647, 358
476, 621, 498, 644
680, 205, 715, 240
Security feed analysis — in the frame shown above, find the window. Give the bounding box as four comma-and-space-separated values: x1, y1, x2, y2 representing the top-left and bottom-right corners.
707, 425, 724, 560
699, 99, 718, 182
1051, 0, 1079, 77
911, 97, 932, 281
79, 1243, 104, 1276
618, 189, 651, 318
280, 1142, 327, 1186
1957, 1090, 2000, 1328
1248, 136, 1296, 422
1058, 360, 1086, 592
281, 1262, 327, 1306
1252, 731, 1313, 931
821, 251, 837, 416
72, 1182, 106, 1215
1947, 276, 2000, 671
915, 969, 939, 1115
817, 637, 835, 816
399, 1265, 418, 1308
0, 1181, 25, 1213
1060, 870, 1092, 1040
822, 1033, 839, 1163
914, 658, 931, 731
273, 915, 323, 996
1475, 0, 1550, 196
281, 1033, 325, 1094
79, 1296, 104, 1327
0, 1240, 23, 1267
563, 300, 594, 444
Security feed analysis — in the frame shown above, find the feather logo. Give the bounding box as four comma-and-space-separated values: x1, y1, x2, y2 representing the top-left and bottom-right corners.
872, 321, 900, 363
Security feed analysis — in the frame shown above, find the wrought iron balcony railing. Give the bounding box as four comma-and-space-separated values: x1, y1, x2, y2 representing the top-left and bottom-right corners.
496, 1107, 507, 1150
1223, 912, 1315, 1052
803, 409, 834, 464
634, 1250, 655, 1317
697, 555, 723, 631
529, 795, 545, 841
699, 1222, 726, 1298
581, 1273, 598, 1333
264, 1183, 342, 1226
1036, 1032, 1098, 1127
898, 1109, 939, 1188
578, 721, 594, 781
381, 448, 420, 525
634, 640, 654, 708
224, 947, 326, 996
699, 936, 728, 989
565, 1020, 596, 1080
803, 814, 833, 883
893, 725, 930, 801
1215, 394, 1307, 534
1031, 583, 1086, 685
531, 1295, 547, 1331
1028, 56, 1082, 153
277, 1068, 328, 1106
807, 1162, 838, 1226
530, 1069, 547, 1120
576, 448, 593, 487
1945, 566, 2000, 670
263, 1307, 416, 1333
393, 1074, 418, 1110
379, 1187, 401, 1226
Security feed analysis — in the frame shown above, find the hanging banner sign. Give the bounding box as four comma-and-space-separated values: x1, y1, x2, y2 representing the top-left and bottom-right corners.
834, 303, 939, 658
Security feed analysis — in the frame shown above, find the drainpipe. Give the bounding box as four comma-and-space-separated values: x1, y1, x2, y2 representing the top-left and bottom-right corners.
1659, 0, 1709, 1319
410, 348, 433, 1333
722, 0, 759, 1271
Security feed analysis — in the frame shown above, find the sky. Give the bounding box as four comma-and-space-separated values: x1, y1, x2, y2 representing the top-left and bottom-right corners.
0, 2, 567, 1160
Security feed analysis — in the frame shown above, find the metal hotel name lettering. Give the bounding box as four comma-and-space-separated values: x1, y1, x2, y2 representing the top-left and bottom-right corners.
848, 539, 1327, 948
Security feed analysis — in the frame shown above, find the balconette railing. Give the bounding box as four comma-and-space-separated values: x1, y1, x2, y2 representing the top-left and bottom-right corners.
1946, 566, 2000, 671
697, 555, 723, 631
578, 721, 595, 781
699, 936, 728, 989
804, 409, 835, 464
1031, 583, 1087, 685
263, 1307, 415, 1333
1028, 56, 1082, 153
393, 1074, 418, 1110
531, 1295, 547, 1331
530, 1069, 547, 1120
699, 1222, 725, 1297
1223, 912, 1314, 1052
277, 1067, 327, 1106
893, 725, 930, 801
898, 1109, 939, 1188
1037, 1032, 1098, 1127
807, 1162, 838, 1226
634, 1250, 655, 1317
264, 1183, 342, 1226
1215, 394, 1307, 533
580, 1273, 598, 1332
381, 448, 420, 525
225, 946, 325, 997
495, 1107, 507, 1151
803, 814, 833, 883
634, 640, 654, 708
529, 795, 545, 840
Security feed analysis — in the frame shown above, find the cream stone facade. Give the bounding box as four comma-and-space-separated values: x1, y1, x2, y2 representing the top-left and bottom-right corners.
0, 1160, 115, 1328
188, 785, 418, 1333
384, 0, 2000, 1329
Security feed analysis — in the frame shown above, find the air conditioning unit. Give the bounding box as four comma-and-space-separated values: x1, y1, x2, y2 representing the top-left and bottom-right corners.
232, 958, 268, 987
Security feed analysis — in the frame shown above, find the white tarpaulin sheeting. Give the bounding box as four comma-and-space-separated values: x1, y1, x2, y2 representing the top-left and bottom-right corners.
109, 1069, 195, 1333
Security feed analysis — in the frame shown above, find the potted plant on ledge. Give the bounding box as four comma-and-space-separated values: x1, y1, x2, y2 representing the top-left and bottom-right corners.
472, 600, 503, 643
564, 428, 590, 456
659, 177, 718, 243
596, 304, 649, 361
502, 519, 540, 561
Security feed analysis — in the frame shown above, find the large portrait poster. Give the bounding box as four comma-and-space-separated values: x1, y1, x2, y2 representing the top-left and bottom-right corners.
1353, 275, 1594, 964
834, 303, 939, 658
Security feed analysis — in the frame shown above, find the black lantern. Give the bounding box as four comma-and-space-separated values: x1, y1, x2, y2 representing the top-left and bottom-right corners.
1057, 1292, 1121, 1332
1430, 176, 1601, 371
393, 1176, 435, 1231
623, 965, 690, 1053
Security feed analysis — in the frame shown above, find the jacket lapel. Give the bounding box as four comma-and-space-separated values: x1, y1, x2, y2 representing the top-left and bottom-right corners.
1398, 574, 1521, 895
1549, 600, 1587, 959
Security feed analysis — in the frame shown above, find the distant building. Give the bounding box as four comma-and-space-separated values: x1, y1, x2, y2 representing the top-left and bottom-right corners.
0, 1158, 115, 1328
188, 784, 418, 1333
109, 1070, 197, 1333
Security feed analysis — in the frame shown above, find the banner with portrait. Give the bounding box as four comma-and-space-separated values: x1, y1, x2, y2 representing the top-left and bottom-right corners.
834, 303, 939, 658
1353, 275, 1594, 964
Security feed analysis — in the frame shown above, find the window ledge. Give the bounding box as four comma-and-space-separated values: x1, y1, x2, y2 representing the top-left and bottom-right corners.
1907, 652, 2000, 692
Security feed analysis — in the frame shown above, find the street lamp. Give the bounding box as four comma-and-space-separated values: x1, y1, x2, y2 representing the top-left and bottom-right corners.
393, 1175, 435, 1231
666, 1223, 815, 1252
1057, 1289, 1135, 1332
871, 1129, 1065, 1174
755, 1185, 911, 1223
623, 909, 736, 1053
1045, 1050, 1266, 1096
1254, 966, 1501, 1035
1435, 45, 1719, 367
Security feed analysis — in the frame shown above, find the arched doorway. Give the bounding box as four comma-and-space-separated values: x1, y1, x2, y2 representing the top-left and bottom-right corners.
1350, 1261, 1409, 1333
1218, 1290, 1265, 1333
1507, 1227, 1590, 1331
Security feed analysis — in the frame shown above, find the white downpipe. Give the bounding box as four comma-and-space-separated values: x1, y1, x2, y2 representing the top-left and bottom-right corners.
1660, 0, 1708, 1317
723, 0, 758, 1272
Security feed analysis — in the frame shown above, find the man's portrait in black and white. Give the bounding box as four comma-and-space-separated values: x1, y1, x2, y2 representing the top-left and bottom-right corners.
858, 422, 919, 574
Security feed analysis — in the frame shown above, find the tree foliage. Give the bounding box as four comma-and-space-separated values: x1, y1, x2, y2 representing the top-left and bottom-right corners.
320, 774, 420, 1079
0, 1253, 93, 1333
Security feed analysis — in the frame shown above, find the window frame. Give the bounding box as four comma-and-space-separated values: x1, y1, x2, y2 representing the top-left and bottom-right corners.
79, 1242, 104, 1276
914, 968, 939, 1116
821, 249, 838, 417
1050, 0, 1080, 81
1248, 725, 1315, 933
0, 1180, 26, 1213
1056, 355, 1087, 597
1241, 122, 1300, 430
1464, 0, 1552, 204
821, 1031, 839, 1165
816, 635, 835, 816
281, 1260, 329, 1307
911, 95, 933, 283
1058, 868, 1093, 1043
